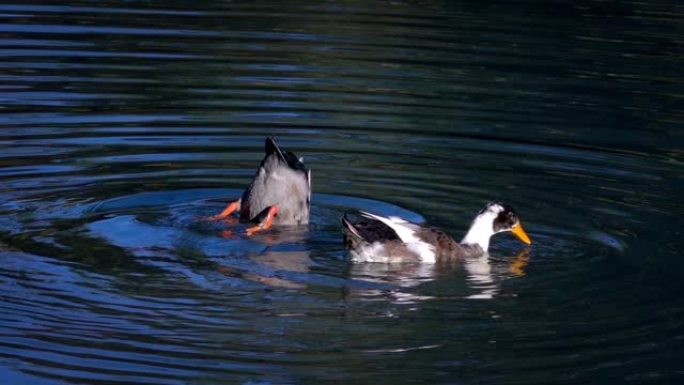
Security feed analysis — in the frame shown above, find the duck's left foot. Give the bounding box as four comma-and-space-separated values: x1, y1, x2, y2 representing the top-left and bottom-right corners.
246, 205, 279, 236
206, 200, 241, 221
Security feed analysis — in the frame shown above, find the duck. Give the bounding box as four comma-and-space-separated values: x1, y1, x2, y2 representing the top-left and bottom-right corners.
341, 202, 531, 263
207, 137, 311, 235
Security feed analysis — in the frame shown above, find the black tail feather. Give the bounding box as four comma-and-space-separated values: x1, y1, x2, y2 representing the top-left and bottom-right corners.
265, 136, 286, 162
341, 214, 359, 237
341, 213, 363, 248
265, 136, 308, 172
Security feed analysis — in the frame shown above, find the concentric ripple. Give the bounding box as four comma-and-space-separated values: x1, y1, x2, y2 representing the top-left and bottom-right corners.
1, 1, 682, 384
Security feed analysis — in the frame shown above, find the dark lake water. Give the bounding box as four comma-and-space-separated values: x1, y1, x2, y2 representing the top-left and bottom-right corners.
1, 1, 682, 384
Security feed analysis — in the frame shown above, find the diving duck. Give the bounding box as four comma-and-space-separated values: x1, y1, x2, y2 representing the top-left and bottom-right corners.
208, 137, 311, 235
341, 202, 531, 263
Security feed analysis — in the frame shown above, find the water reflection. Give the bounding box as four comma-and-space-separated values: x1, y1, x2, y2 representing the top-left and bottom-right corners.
508, 248, 531, 277
464, 248, 531, 299
218, 250, 311, 290
346, 248, 533, 302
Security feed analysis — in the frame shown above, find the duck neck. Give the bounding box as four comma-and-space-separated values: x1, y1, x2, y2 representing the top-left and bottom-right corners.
461, 215, 495, 252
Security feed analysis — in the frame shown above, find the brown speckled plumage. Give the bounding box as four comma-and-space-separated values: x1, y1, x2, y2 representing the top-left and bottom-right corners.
414, 227, 483, 259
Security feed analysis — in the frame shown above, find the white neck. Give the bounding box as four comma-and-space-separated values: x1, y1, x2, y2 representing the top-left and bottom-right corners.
461, 212, 496, 252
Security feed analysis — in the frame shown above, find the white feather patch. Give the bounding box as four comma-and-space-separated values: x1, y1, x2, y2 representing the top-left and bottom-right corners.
270, 171, 284, 181
408, 243, 436, 263
461, 210, 497, 252
359, 211, 416, 243
350, 242, 386, 263
388, 216, 409, 223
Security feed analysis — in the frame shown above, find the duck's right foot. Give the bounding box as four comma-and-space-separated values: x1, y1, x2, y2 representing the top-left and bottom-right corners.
246, 205, 279, 236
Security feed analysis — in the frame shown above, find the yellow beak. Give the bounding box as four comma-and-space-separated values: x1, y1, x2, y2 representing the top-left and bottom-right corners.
511, 223, 532, 245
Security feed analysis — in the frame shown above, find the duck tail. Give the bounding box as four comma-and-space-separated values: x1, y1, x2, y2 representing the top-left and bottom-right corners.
341, 213, 363, 248
265, 136, 286, 162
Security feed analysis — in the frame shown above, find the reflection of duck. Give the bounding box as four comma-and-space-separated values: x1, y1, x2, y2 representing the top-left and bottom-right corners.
346, 248, 533, 301
341, 202, 531, 263
217, 250, 312, 289
509, 248, 531, 277
348, 262, 439, 288
207, 137, 311, 235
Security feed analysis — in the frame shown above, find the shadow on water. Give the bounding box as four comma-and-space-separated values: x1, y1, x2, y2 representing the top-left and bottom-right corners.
0, 0, 683, 384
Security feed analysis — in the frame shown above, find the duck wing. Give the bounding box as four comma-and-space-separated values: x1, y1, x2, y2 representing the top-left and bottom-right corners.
341, 212, 436, 263
341, 212, 400, 245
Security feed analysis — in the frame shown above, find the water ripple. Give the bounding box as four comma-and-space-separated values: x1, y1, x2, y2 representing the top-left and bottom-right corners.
0, 0, 681, 384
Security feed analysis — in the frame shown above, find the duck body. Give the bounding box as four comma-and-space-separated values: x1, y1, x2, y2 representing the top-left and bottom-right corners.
240, 138, 310, 226
209, 137, 310, 234
341, 202, 531, 263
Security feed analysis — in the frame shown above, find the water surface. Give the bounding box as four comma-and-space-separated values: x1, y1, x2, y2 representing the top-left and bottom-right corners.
1, 1, 682, 384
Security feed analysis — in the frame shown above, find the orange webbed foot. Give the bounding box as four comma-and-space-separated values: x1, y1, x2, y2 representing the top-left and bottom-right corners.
246, 205, 279, 236
204, 200, 241, 221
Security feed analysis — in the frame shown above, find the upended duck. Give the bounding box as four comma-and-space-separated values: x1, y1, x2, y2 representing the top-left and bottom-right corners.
341, 202, 531, 263
207, 137, 311, 235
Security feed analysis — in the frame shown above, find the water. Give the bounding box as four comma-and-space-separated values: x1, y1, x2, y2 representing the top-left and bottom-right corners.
1, 1, 682, 384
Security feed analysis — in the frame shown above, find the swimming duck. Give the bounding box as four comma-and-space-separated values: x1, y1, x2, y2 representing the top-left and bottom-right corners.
208, 137, 311, 235
341, 202, 531, 263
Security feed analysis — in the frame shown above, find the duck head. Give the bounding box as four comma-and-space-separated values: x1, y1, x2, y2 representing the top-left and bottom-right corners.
461, 202, 532, 252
